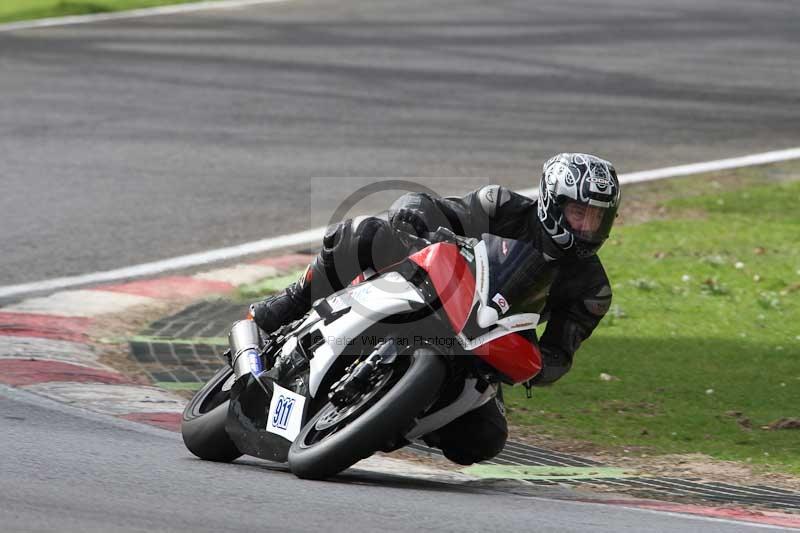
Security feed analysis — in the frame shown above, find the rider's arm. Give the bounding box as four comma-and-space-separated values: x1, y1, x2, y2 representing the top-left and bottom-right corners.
532, 256, 613, 385
388, 185, 534, 239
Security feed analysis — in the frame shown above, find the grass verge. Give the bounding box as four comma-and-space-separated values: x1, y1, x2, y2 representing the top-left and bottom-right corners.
0, 0, 204, 24
236, 271, 302, 301
507, 162, 800, 475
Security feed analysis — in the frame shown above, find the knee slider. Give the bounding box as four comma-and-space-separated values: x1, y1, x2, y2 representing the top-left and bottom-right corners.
441, 423, 507, 465
438, 405, 508, 465
321, 221, 351, 264
354, 217, 392, 269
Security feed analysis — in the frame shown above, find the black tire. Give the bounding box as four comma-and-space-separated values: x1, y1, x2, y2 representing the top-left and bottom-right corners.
288, 347, 446, 480
181, 366, 242, 463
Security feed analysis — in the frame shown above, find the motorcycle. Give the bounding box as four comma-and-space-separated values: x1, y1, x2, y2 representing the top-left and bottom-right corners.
181, 229, 554, 479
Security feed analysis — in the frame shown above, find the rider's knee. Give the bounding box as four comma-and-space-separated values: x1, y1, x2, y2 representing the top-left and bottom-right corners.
440, 422, 507, 465
436, 399, 508, 465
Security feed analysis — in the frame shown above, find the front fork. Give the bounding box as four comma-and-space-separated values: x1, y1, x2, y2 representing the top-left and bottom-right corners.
328, 339, 400, 408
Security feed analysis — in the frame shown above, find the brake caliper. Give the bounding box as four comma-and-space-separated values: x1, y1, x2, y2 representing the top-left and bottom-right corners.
329, 340, 398, 408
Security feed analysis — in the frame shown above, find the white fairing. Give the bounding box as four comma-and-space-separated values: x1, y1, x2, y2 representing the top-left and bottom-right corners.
462, 239, 540, 345
457, 312, 541, 351
307, 272, 424, 397
298, 242, 539, 437
473, 240, 490, 308
404, 378, 496, 440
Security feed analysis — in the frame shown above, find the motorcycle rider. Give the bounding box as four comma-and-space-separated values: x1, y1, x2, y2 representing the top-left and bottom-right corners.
250, 153, 621, 465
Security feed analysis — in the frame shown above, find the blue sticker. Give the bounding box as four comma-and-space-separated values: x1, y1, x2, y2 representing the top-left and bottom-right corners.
272, 395, 295, 430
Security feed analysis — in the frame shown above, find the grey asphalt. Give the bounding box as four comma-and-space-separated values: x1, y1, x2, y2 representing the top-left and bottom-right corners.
1, 0, 799, 287
1, 3, 799, 529
0, 385, 781, 532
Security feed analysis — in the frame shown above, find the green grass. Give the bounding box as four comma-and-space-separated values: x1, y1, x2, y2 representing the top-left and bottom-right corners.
236, 271, 303, 301
0, 0, 203, 23
507, 170, 800, 475
155, 381, 205, 391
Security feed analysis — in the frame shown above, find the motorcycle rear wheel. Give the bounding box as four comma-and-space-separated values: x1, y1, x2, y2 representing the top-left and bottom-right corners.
288, 346, 446, 480
181, 366, 242, 463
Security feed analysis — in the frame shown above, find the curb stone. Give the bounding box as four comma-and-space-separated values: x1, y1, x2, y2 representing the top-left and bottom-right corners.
0, 253, 312, 432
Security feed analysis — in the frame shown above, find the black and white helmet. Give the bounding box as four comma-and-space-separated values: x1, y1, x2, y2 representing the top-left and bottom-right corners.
537, 153, 621, 257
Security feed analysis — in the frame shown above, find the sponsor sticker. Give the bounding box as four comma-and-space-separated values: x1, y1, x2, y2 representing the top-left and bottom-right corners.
350, 284, 373, 302
495, 397, 506, 416
585, 176, 609, 185
266, 383, 307, 442
492, 292, 510, 314
247, 349, 264, 374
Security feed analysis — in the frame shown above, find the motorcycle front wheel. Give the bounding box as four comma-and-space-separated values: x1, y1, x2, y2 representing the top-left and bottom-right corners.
288, 345, 446, 480
181, 365, 242, 463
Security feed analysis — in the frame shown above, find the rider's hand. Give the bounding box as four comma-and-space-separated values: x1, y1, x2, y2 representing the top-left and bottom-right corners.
395, 229, 432, 253
249, 301, 272, 332
528, 346, 573, 387
430, 226, 458, 244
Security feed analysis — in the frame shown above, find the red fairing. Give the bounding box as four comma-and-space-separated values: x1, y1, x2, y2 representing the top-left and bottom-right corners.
409, 242, 540, 383
473, 334, 542, 384
408, 243, 476, 333
350, 273, 367, 286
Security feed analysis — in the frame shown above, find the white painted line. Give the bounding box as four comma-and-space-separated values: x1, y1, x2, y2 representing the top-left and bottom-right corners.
24, 382, 185, 415
0, 227, 325, 299
3, 289, 156, 318
194, 263, 279, 286
1, 147, 798, 300
0, 0, 290, 33
516, 146, 800, 198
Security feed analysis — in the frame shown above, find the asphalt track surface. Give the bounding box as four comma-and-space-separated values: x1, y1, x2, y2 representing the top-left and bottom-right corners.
1, 2, 799, 531
2, 0, 800, 286
0, 386, 780, 533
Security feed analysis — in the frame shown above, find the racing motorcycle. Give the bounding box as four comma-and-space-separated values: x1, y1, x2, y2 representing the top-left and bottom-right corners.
181, 229, 554, 479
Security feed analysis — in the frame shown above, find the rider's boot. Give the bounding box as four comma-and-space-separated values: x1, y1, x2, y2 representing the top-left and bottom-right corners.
250, 265, 314, 334
250, 216, 406, 334
250, 252, 341, 334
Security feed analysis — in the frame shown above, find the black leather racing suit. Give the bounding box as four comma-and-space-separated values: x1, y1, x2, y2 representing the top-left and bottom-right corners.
292, 185, 613, 465
388, 185, 613, 386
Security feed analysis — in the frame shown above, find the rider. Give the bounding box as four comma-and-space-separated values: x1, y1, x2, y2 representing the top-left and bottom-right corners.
250, 153, 621, 465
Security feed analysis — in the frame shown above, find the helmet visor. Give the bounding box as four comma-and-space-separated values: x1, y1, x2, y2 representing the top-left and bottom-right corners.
562, 200, 616, 243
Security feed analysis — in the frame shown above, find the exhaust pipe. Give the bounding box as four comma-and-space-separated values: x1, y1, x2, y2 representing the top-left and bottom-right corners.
228, 320, 264, 380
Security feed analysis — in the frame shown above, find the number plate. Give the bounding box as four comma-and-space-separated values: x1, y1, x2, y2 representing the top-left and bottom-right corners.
266, 383, 307, 442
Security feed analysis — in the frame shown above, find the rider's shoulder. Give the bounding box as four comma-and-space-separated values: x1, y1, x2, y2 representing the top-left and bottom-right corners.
475, 185, 530, 217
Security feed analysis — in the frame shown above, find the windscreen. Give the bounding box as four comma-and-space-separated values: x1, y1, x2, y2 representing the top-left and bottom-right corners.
482, 234, 557, 315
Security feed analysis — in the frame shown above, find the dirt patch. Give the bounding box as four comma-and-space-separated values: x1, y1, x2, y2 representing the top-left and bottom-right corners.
506, 426, 800, 492
386, 428, 800, 493
766, 418, 800, 431
616, 454, 800, 492
383, 448, 463, 472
